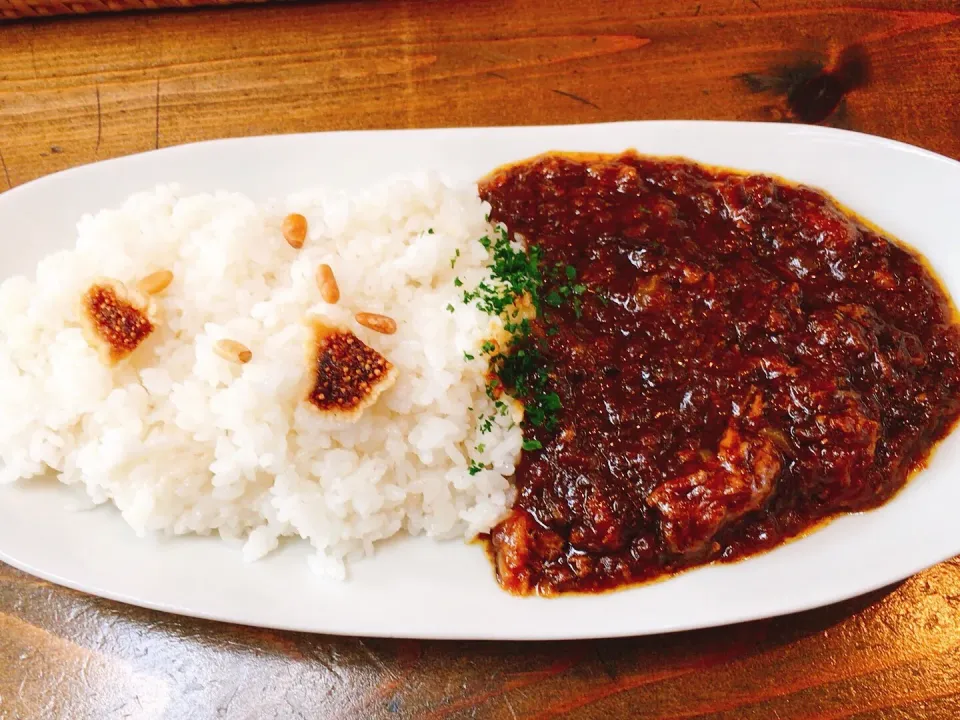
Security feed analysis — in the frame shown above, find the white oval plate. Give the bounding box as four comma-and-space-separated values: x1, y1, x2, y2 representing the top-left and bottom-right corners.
1, 122, 959, 640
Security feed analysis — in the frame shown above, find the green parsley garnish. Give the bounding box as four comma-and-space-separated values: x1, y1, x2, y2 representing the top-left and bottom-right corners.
457, 222, 598, 464
462, 226, 545, 317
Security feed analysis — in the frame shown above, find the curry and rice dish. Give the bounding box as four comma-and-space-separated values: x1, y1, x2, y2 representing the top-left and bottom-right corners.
1, 151, 958, 595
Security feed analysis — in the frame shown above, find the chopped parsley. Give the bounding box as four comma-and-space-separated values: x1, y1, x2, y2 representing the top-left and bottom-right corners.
462, 225, 545, 317
457, 222, 588, 466
453, 217, 604, 469
545, 290, 564, 307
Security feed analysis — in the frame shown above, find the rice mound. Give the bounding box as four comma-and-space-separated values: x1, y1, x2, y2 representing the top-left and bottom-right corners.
0, 174, 522, 578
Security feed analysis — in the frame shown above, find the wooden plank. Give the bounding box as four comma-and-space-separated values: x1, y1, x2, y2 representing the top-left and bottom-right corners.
0, 0, 957, 190
3, 558, 960, 718
1, 2, 959, 718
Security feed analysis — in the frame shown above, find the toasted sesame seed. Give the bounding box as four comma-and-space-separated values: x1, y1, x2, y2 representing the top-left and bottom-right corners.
137, 269, 174, 296
355, 312, 397, 335
316, 264, 340, 304
282, 213, 308, 249
214, 338, 252, 364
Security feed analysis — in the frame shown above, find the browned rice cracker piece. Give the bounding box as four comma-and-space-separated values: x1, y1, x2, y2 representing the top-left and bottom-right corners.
78, 278, 158, 366
305, 318, 397, 421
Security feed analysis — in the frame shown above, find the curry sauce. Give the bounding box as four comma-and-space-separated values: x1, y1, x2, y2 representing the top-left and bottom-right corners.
480, 152, 960, 595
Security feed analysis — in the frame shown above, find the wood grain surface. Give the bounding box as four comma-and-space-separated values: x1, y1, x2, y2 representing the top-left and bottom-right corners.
1, 1, 959, 718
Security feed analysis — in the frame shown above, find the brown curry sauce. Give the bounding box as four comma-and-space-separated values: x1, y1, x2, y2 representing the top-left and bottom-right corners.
479, 152, 960, 595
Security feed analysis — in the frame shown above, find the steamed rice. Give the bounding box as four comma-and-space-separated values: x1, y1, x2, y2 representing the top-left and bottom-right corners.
0, 174, 522, 578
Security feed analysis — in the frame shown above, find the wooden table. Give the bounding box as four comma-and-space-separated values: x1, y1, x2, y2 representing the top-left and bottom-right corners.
1, 1, 959, 717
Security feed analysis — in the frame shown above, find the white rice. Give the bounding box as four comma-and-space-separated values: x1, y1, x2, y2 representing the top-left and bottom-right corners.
0, 173, 522, 578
